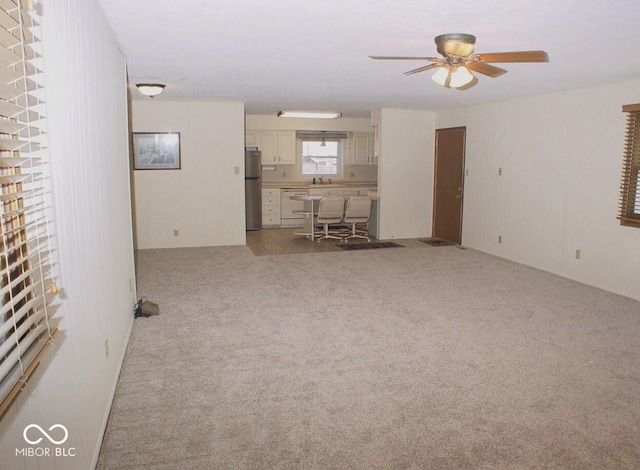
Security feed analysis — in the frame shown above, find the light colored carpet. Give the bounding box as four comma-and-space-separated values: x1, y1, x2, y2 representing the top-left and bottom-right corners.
97, 245, 640, 469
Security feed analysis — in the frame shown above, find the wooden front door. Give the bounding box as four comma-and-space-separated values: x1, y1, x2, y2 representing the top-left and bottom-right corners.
433, 127, 466, 244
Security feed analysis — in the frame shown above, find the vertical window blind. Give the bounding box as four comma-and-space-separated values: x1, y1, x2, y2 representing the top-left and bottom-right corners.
0, 0, 58, 418
619, 104, 640, 228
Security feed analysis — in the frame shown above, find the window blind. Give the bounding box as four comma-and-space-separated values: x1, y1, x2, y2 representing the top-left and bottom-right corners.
618, 104, 640, 228
0, 0, 58, 418
295, 130, 349, 140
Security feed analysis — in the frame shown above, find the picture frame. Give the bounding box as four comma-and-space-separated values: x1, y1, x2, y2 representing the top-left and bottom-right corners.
133, 132, 181, 170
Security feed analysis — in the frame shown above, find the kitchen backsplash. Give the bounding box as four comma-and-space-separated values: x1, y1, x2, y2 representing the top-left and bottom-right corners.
261, 163, 378, 185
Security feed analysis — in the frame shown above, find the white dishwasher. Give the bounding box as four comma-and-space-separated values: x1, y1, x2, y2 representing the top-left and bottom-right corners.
280, 188, 308, 227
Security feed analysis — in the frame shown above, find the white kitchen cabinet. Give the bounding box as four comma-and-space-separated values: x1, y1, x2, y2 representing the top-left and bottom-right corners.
372, 125, 380, 162
258, 131, 277, 163
261, 188, 281, 227
248, 131, 296, 164
245, 131, 258, 147
347, 132, 376, 165
276, 131, 296, 164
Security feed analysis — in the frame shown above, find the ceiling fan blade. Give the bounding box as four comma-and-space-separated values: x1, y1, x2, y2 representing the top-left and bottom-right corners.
465, 61, 508, 78
473, 50, 549, 63
403, 63, 441, 76
369, 55, 438, 61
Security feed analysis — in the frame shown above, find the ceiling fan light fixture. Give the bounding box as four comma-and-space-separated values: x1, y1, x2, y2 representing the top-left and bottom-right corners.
136, 83, 165, 98
451, 42, 475, 57
277, 111, 342, 119
431, 66, 473, 89
449, 66, 474, 88
431, 67, 450, 87
436, 33, 476, 57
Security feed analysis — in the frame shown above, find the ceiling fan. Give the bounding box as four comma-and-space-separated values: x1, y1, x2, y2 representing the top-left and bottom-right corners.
370, 33, 549, 89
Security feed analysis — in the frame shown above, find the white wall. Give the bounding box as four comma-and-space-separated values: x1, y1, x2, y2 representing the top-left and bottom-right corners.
132, 101, 246, 249
437, 79, 640, 301
375, 108, 435, 239
0, 1, 137, 469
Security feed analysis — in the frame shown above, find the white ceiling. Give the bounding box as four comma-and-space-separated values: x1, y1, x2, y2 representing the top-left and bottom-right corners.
98, 0, 640, 118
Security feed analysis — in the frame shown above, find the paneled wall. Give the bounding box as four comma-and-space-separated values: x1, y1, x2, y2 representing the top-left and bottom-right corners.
437, 79, 640, 300
0, 1, 137, 469
132, 100, 246, 249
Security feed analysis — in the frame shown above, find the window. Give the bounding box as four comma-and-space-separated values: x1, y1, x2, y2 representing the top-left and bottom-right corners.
297, 131, 348, 178
0, 1, 57, 418
618, 104, 640, 228
301, 139, 340, 177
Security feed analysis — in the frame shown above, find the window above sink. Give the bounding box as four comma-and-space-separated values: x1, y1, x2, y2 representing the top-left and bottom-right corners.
300, 139, 342, 178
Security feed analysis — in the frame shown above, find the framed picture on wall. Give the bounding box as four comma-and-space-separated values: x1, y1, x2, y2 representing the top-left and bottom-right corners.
133, 132, 181, 170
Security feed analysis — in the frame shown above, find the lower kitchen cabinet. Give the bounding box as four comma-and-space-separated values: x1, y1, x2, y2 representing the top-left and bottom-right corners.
261, 188, 281, 227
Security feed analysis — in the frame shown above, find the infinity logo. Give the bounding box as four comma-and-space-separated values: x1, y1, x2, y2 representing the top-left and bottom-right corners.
23, 424, 69, 445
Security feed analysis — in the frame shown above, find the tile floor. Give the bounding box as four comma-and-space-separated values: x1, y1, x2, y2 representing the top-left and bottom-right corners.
246, 228, 429, 256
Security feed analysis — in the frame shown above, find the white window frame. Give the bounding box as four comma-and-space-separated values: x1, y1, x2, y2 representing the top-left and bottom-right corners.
298, 138, 343, 179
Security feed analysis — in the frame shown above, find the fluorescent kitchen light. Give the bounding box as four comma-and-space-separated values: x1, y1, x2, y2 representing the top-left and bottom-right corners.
277, 111, 342, 119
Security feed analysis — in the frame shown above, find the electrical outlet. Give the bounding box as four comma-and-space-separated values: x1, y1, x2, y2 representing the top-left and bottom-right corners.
350, 171, 355, 178
498, 235, 502, 244
575, 249, 581, 260
283, 171, 286, 177
173, 229, 179, 236
129, 278, 133, 291
233, 166, 239, 174
498, 167, 503, 176
465, 168, 469, 176
104, 339, 109, 358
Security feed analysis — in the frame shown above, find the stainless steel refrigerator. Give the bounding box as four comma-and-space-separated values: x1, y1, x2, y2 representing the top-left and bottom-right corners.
245, 148, 262, 230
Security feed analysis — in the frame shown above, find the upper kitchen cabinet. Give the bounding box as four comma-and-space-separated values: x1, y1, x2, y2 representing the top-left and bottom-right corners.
346, 132, 376, 165
373, 125, 380, 161
246, 130, 296, 164
245, 131, 258, 147
276, 131, 296, 164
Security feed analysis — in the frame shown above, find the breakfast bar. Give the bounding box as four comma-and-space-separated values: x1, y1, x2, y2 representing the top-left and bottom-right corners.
290, 194, 323, 241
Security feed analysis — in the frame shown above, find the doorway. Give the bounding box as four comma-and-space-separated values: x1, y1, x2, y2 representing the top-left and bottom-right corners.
432, 127, 466, 244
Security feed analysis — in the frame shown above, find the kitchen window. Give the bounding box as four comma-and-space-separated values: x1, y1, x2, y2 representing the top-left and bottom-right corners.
300, 139, 341, 177
297, 131, 348, 178
618, 103, 640, 228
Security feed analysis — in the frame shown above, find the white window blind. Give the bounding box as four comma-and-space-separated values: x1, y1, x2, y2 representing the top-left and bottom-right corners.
0, 0, 58, 418
619, 104, 640, 228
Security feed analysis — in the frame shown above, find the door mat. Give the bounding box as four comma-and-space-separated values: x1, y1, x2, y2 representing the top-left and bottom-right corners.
419, 238, 458, 247
337, 241, 404, 250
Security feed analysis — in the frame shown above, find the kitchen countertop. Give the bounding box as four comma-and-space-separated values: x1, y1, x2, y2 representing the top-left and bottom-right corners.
262, 181, 377, 189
